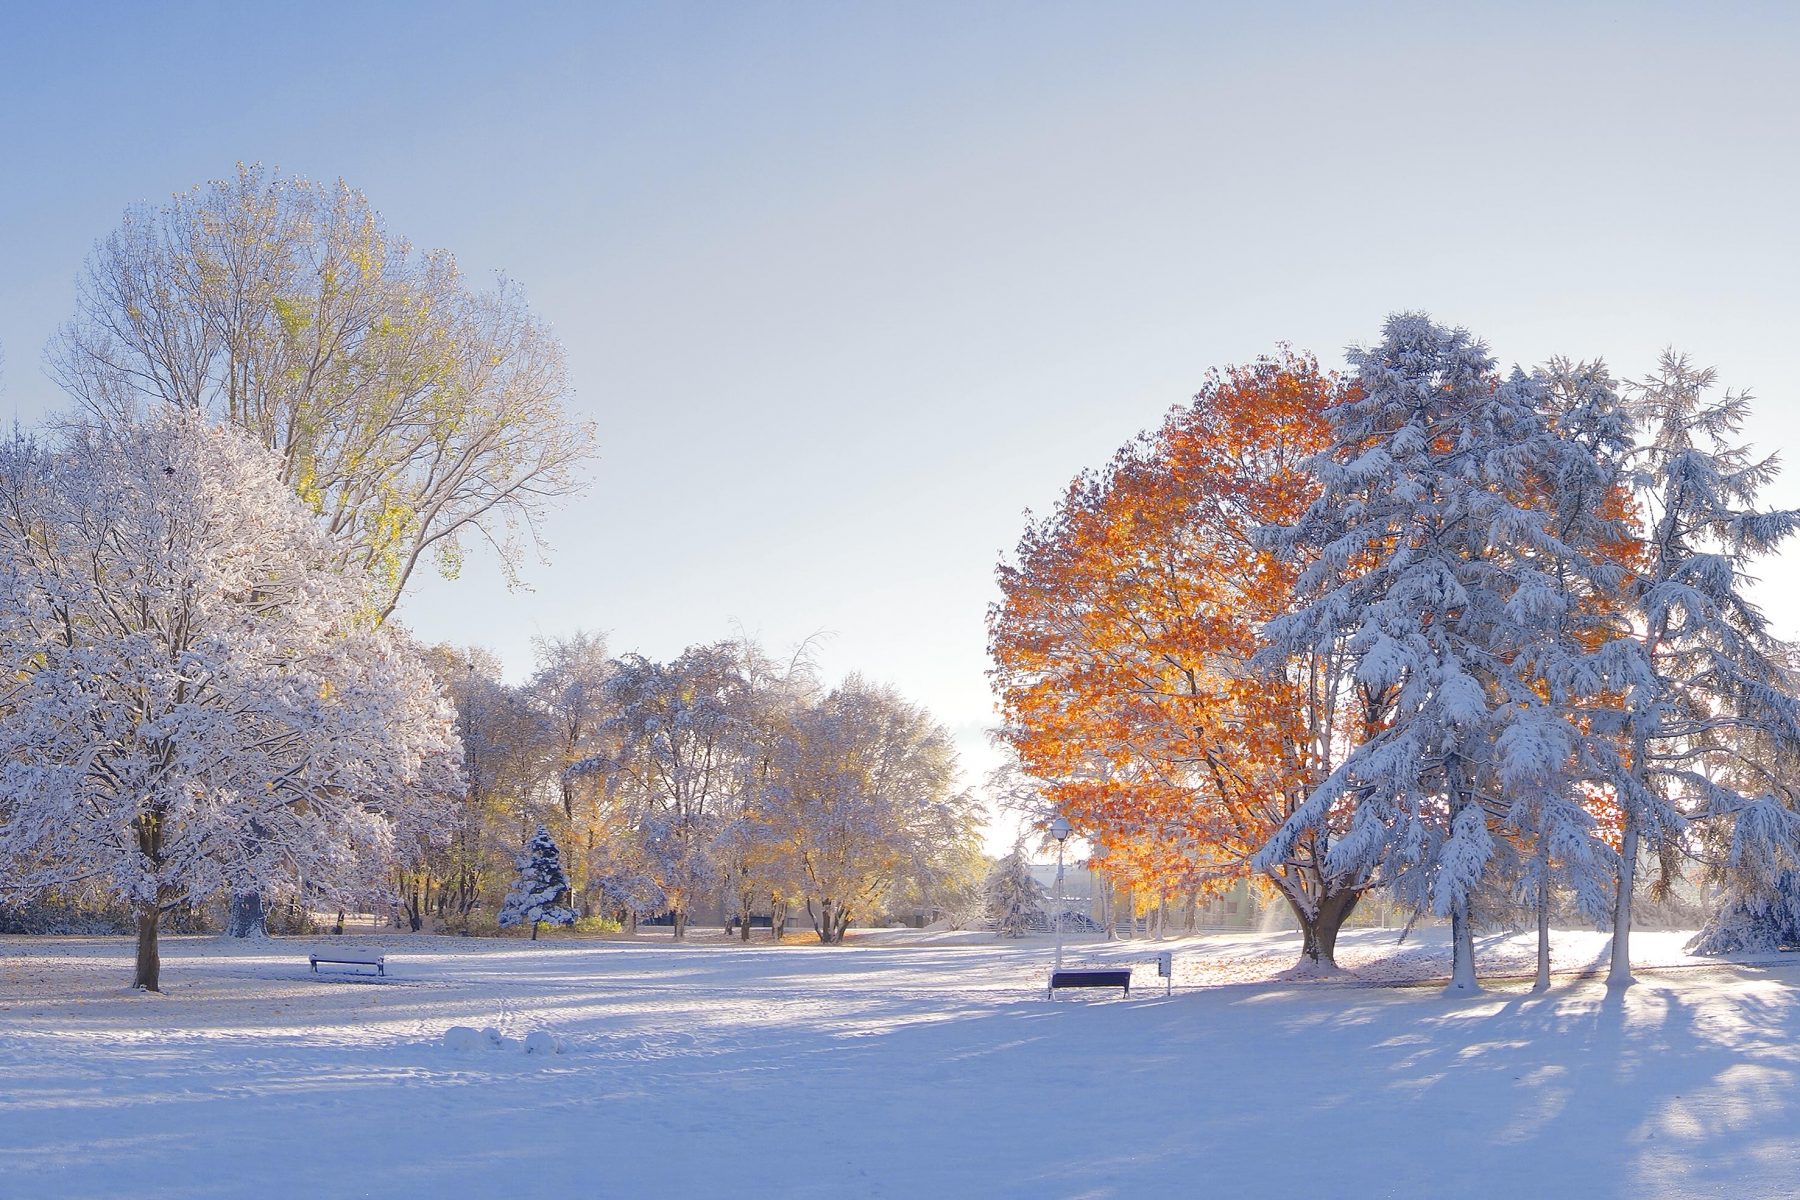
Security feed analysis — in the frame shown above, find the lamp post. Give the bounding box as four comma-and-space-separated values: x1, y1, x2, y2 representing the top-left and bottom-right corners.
1050, 815, 1072, 971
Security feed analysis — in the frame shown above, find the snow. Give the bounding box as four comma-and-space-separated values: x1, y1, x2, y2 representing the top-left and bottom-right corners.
442, 1024, 488, 1053
3, 929, 1799, 1198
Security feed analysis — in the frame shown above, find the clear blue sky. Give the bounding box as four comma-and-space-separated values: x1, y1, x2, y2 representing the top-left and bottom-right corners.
5, 2, 1800, 845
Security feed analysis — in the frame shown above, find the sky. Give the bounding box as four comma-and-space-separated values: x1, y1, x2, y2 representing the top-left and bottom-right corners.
4, 2, 1800, 849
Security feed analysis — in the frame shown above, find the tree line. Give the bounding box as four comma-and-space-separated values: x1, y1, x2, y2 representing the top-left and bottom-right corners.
409, 633, 983, 946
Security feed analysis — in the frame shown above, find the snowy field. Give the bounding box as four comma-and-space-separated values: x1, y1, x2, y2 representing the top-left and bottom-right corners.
4, 929, 1799, 1199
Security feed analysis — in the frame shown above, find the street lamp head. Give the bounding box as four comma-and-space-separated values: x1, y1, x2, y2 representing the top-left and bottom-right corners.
1049, 815, 1071, 842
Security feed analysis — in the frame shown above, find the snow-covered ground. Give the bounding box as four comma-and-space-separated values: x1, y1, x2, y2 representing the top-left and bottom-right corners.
3, 928, 1798, 1199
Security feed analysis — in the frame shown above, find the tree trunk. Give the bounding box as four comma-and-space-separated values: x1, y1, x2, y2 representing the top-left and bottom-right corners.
135, 903, 162, 992
1286, 888, 1360, 970
1609, 815, 1639, 989
1314, 889, 1357, 965
1534, 844, 1552, 993
771, 894, 786, 941
1441, 756, 1482, 996
530, 918, 541, 941
226, 889, 267, 938
226, 820, 270, 937
581, 829, 596, 918
671, 908, 687, 941
811, 898, 852, 945
1444, 899, 1479, 995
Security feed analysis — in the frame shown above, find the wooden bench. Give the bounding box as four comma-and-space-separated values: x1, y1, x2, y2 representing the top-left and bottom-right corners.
309, 950, 386, 977
1048, 968, 1132, 998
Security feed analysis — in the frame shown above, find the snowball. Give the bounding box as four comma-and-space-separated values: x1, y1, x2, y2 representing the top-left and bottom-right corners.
523, 1030, 564, 1056
443, 1026, 485, 1053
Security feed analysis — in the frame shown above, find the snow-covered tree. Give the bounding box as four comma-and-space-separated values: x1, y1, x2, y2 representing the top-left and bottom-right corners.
364, 633, 467, 934
497, 825, 576, 940
1688, 869, 1800, 954
772, 677, 978, 944
54, 167, 596, 939
407, 645, 551, 933
587, 837, 667, 932
571, 644, 750, 939
899, 838, 989, 931
525, 631, 615, 911
713, 638, 816, 941
0, 413, 459, 990
984, 850, 1046, 937
1257, 314, 1608, 994
1497, 358, 1637, 990
1682, 649, 1800, 955
527, 631, 613, 825
1610, 354, 1800, 984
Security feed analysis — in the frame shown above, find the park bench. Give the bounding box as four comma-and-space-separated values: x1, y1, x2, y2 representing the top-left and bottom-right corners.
1048, 968, 1132, 997
309, 949, 386, 977
1047, 953, 1173, 1000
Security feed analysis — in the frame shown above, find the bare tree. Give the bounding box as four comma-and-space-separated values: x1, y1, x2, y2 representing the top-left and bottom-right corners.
50, 163, 597, 621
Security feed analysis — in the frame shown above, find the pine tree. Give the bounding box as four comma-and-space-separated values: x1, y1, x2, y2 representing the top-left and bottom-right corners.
1497, 358, 1637, 991
1688, 869, 1800, 954
1258, 314, 1585, 995
1607, 353, 1800, 986
499, 826, 577, 940
984, 850, 1047, 937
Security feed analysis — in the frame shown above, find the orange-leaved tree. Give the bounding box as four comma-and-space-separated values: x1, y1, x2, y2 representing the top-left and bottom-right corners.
989, 349, 1375, 966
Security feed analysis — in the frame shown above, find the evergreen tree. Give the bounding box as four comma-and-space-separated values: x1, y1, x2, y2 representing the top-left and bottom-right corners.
1258, 314, 1596, 995
984, 850, 1047, 938
1608, 354, 1800, 985
1688, 869, 1800, 954
1498, 358, 1637, 990
498, 826, 577, 940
